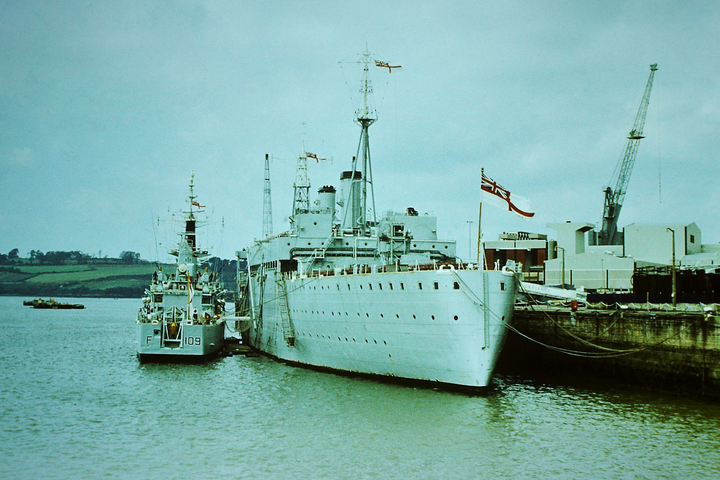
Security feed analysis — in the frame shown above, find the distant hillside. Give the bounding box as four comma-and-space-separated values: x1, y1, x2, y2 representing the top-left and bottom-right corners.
0, 264, 165, 298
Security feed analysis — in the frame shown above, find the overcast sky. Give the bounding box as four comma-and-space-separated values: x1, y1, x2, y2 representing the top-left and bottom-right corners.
1, 1, 718, 262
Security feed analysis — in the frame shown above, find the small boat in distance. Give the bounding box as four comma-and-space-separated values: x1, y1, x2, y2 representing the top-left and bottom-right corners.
23, 298, 85, 309
136, 173, 226, 361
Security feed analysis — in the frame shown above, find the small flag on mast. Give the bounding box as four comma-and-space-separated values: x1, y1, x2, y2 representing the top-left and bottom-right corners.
481, 171, 535, 218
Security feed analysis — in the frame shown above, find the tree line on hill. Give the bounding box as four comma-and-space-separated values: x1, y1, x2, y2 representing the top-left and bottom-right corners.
0, 248, 146, 266
1, 248, 236, 287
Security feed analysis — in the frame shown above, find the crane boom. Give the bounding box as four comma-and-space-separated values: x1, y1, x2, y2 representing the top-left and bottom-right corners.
598, 63, 658, 246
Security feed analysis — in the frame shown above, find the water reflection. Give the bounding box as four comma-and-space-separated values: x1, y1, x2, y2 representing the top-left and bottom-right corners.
2, 296, 720, 479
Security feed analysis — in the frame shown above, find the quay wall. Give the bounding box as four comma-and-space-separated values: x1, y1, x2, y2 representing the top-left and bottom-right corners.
498, 305, 720, 400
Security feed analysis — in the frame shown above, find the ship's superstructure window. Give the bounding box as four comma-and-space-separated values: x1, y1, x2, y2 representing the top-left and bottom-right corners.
418, 283, 423, 290
434, 282, 439, 290
453, 282, 460, 289
389, 283, 393, 290
500, 282, 505, 291
400, 283, 404, 290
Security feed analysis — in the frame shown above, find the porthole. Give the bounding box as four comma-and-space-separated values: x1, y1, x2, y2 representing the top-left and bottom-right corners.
431, 315, 435, 320
453, 315, 458, 321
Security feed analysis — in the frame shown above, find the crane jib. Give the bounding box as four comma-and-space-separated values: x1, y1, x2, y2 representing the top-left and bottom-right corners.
598, 63, 657, 246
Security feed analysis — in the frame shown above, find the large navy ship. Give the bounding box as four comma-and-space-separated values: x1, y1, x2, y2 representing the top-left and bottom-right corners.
235, 52, 518, 388
137, 174, 226, 360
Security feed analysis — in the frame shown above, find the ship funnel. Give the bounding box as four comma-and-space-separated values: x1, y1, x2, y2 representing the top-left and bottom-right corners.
340, 170, 362, 230
316, 185, 336, 214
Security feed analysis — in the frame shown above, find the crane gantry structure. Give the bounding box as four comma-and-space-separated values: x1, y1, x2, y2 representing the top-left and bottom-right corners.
597, 63, 658, 246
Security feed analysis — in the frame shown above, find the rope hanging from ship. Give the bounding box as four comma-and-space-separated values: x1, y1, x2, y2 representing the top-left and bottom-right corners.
245, 264, 704, 359
503, 279, 705, 359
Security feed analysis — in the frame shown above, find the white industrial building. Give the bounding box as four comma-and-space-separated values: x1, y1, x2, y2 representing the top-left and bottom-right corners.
544, 221, 720, 292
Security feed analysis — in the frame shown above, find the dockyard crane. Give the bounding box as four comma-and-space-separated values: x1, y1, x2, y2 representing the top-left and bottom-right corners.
597, 63, 658, 246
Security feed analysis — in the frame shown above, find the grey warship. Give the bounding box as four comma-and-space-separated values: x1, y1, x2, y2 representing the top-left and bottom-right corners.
235, 52, 518, 388
136, 174, 225, 360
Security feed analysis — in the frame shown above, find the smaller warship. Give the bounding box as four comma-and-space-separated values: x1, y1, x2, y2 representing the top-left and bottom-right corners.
136, 174, 226, 360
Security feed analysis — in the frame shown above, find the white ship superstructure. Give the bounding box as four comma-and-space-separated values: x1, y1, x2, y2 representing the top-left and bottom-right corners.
236, 51, 518, 387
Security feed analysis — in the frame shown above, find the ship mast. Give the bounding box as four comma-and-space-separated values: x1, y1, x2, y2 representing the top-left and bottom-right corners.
186, 172, 198, 250
263, 154, 273, 237
349, 47, 377, 235
292, 146, 311, 217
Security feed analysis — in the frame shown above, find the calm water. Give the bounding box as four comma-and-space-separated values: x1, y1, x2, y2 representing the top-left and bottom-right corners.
1, 296, 720, 479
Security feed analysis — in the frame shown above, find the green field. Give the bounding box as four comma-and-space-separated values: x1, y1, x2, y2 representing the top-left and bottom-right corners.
0, 264, 167, 298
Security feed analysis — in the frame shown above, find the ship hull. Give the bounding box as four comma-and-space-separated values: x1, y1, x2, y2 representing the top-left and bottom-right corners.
137, 322, 225, 361
246, 267, 517, 388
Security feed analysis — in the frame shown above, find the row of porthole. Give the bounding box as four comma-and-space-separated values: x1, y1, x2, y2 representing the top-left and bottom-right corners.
293, 309, 459, 322
296, 331, 388, 345
286, 239, 450, 250
309, 281, 462, 291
